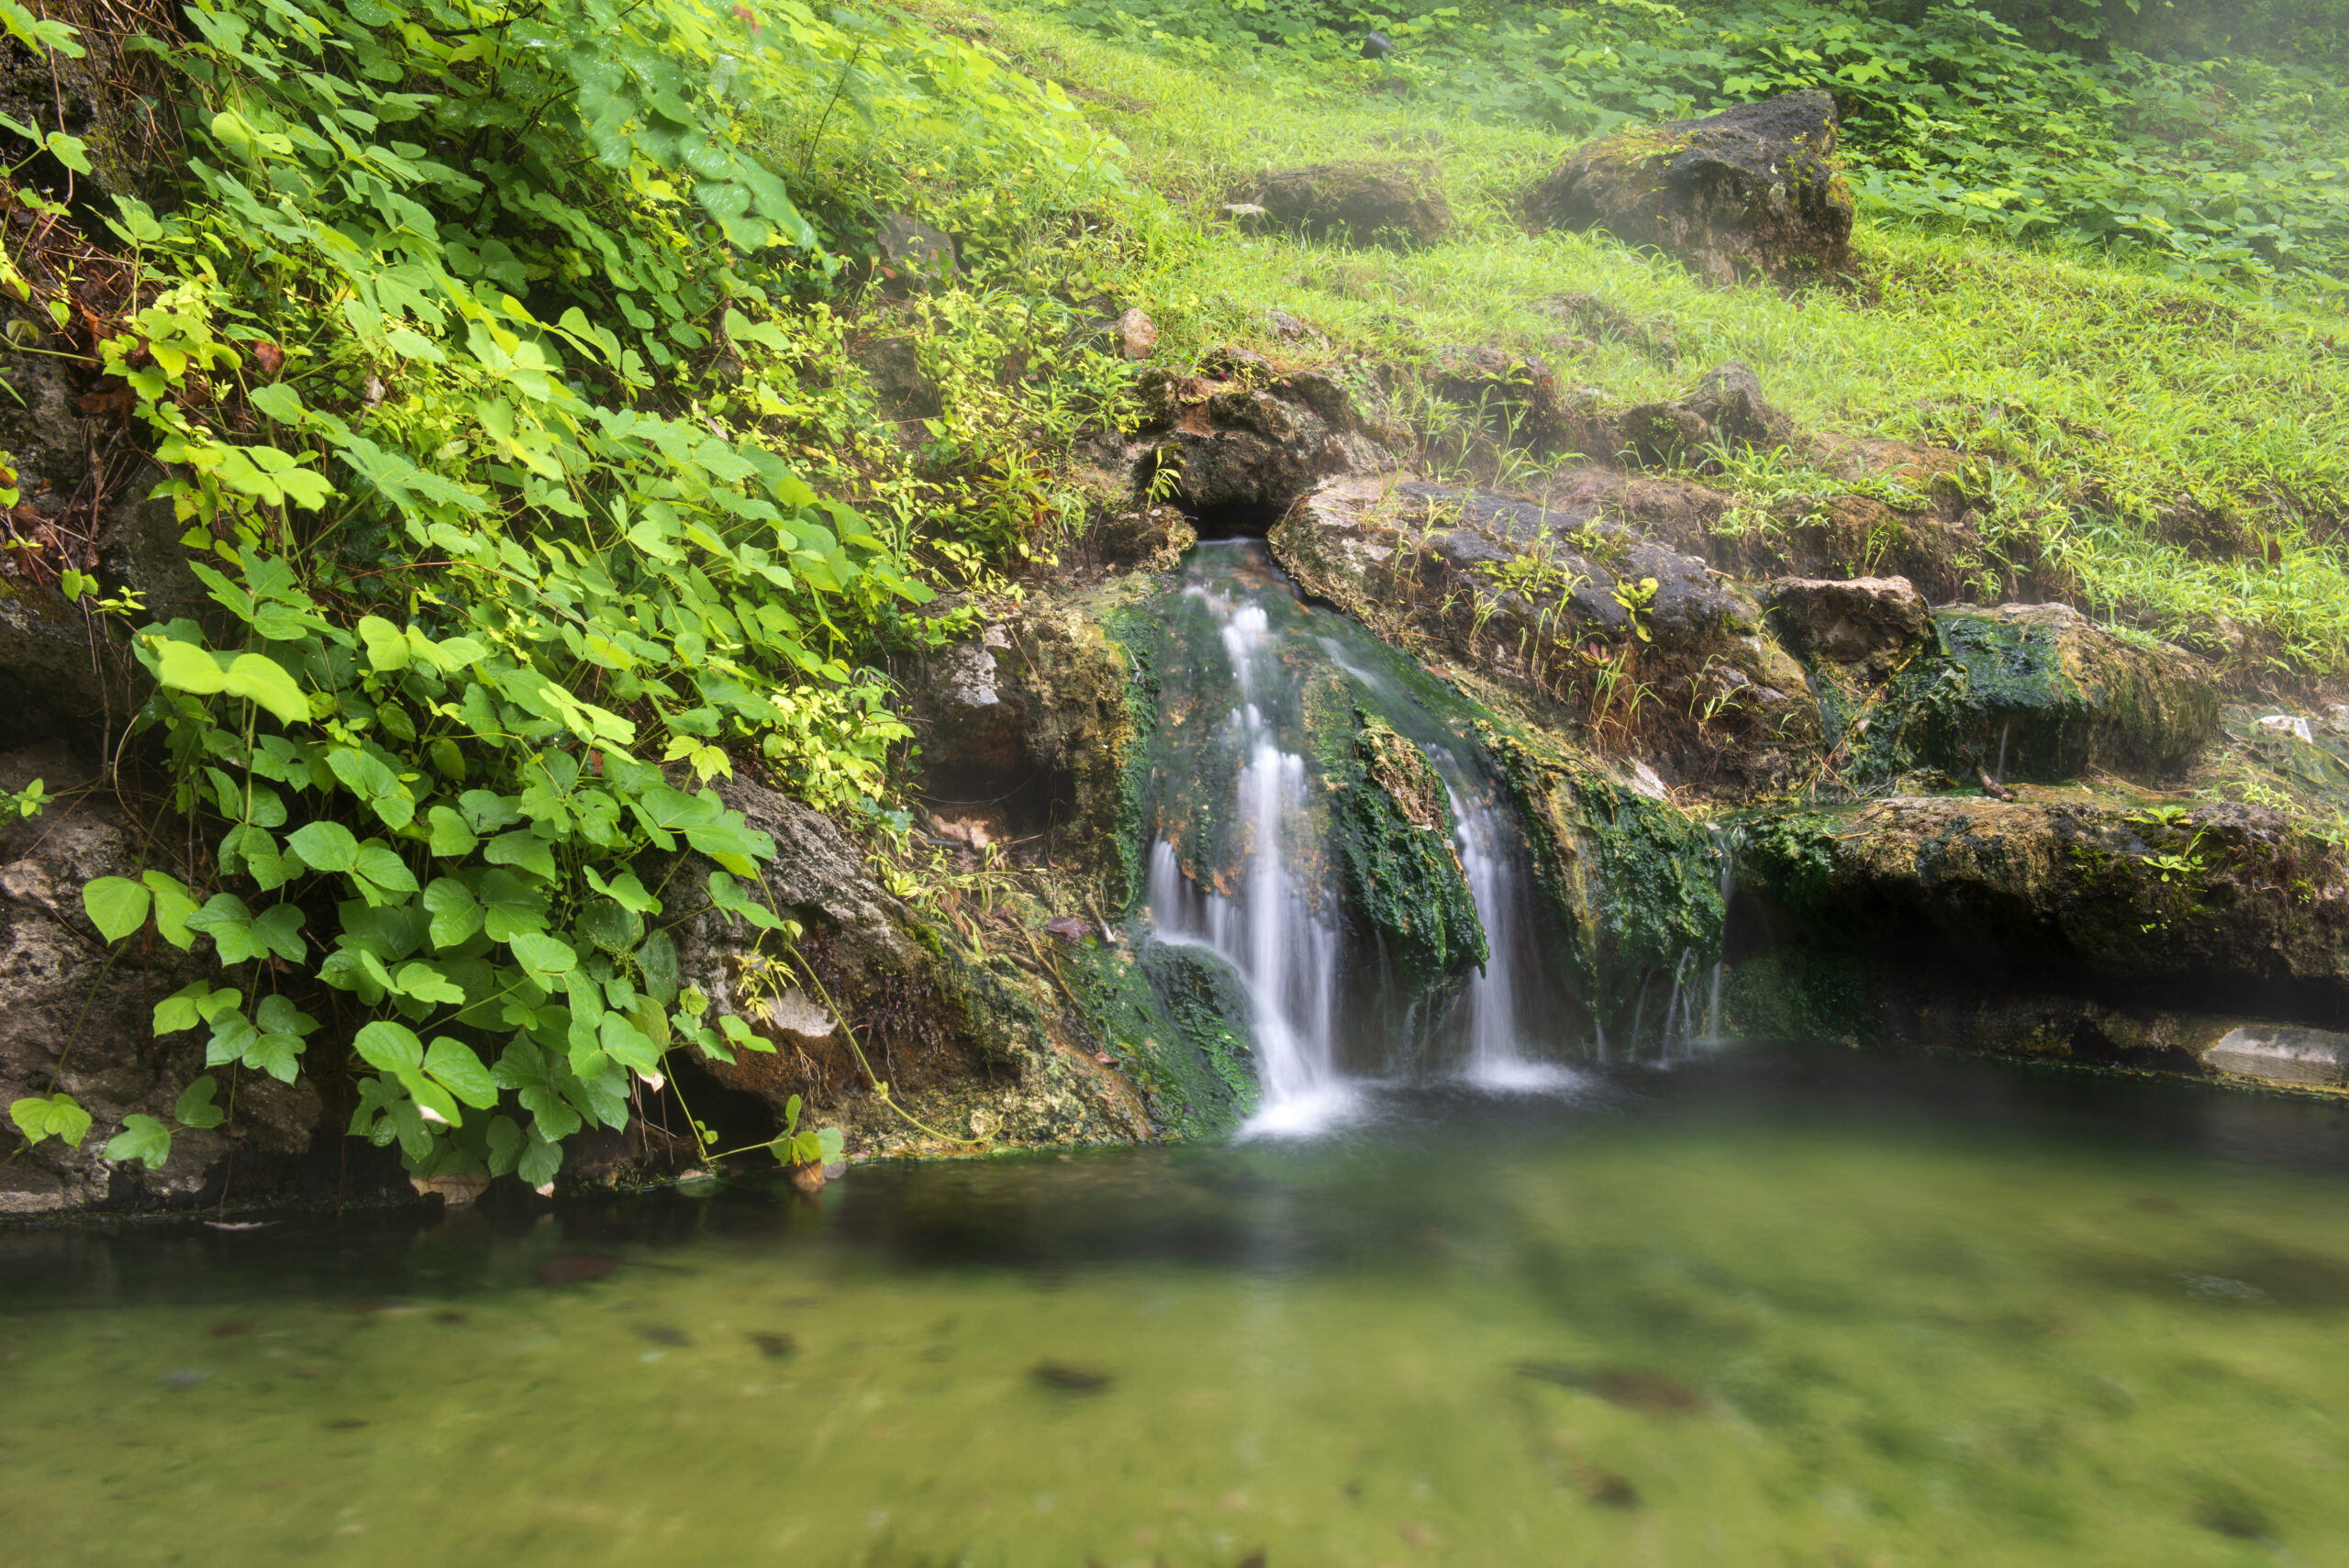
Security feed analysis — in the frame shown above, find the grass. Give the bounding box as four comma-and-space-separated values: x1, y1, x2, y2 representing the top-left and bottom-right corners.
938, 4, 2349, 685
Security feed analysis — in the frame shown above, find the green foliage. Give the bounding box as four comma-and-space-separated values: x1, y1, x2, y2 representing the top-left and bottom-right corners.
1033, 0, 2349, 284
8, 1093, 91, 1150
1, 0, 1127, 1194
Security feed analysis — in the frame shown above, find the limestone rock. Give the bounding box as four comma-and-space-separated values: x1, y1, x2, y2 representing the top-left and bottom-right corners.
1915, 603, 2218, 781
1622, 361, 1796, 465
1736, 796, 2349, 1005
0, 743, 327, 1213
1235, 160, 1454, 249
1123, 360, 1397, 517
1531, 91, 1855, 286
1112, 307, 1158, 360
1089, 504, 1197, 572
1765, 575, 1931, 678
2205, 1026, 2349, 1088
1269, 473, 1819, 792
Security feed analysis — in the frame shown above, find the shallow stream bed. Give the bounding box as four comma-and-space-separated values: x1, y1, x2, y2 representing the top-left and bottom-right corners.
6, 1045, 2348, 1565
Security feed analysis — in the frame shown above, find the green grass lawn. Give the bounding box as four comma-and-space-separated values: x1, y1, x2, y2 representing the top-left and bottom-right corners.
945, 4, 2349, 686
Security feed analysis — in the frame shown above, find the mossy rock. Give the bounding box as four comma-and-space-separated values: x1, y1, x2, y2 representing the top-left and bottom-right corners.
1074, 940, 1258, 1137
1528, 91, 1854, 287
1732, 795, 2349, 1004
1319, 706, 1486, 987
1486, 724, 1723, 1035
1236, 159, 1453, 249
1862, 603, 2220, 784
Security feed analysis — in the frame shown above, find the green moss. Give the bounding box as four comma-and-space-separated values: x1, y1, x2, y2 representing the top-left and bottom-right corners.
1070, 940, 1257, 1136
1830, 608, 2217, 788
1486, 724, 1724, 1037
1720, 949, 1882, 1048
1314, 702, 1486, 985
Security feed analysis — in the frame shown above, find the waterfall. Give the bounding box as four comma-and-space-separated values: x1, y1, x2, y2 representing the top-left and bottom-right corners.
1135, 542, 1584, 1129
1705, 826, 1735, 1043
1432, 757, 1580, 1093
1143, 558, 1355, 1136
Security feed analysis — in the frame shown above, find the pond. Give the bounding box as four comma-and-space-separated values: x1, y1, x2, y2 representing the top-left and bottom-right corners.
5, 1044, 2347, 1566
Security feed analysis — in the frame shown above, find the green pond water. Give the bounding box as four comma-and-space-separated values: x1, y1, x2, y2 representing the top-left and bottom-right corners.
5, 1045, 2348, 1566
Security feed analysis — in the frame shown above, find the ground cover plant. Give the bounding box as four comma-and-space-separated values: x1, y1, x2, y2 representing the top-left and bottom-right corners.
1028, 0, 2349, 288
1, 0, 1131, 1191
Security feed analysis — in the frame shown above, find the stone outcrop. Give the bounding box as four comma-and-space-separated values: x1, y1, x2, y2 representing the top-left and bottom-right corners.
1270, 472, 1819, 791
896, 591, 1140, 870
1235, 160, 1454, 249
1765, 575, 1931, 678
1734, 795, 2349, 1011
1830, 602, 2220, 787
1531, 91, 1855, 286
1121, 354, 1399, 517
0, 744, 338, 1214
669, 774, 1153, 1154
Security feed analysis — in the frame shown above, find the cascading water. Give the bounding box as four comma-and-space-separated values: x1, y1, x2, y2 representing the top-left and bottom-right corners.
1132, 542, 1583, 1127
1143, 553, 1355, 1134
1431, 756, 1580, 1091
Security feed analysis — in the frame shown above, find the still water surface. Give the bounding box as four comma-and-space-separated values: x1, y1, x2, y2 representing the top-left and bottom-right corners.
6, 1045, 2348, 1565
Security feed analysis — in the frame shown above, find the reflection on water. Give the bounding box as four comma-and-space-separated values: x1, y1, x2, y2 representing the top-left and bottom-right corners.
5, 1045, 2349, 1566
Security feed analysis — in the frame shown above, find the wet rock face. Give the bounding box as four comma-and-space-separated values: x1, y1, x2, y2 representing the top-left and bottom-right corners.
1270, 472, 1819, 792
0, 745, 328, 1215
1236, 160, 1454, 249
1736, 795, 2349, 1008
1324, 710, 1486, 987
1900, 603, 2218, 783
1531, 91, 1855, 287
1124, 359, 1398, 518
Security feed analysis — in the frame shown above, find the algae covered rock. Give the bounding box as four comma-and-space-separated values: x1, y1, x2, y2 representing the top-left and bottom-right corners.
1322, 708, 1486, 986
1082, 940, 1258, 1136
1237, 159, 1454, 249
1734, 795, 2349, 1005
1486, 727, 1723, 1037
1850, 602, 2219, 784
1531, 91, 1854, 286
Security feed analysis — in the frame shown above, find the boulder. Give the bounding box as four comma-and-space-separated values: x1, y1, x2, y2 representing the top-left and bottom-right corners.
855, 337, 941, 419
1235, 160, 1454, 249
1111, 307, 1158, 360
1622, 361, 1796, 464
1531, 91, 1855, 287
1882, 603, 2219, 783
1765, 575, 1931, 679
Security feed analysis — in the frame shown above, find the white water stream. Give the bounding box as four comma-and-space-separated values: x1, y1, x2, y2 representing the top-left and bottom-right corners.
1142, 554, 1580, 1130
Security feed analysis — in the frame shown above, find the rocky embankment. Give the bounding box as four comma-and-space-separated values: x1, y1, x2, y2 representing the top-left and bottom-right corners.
9, 87, 2344, 1218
